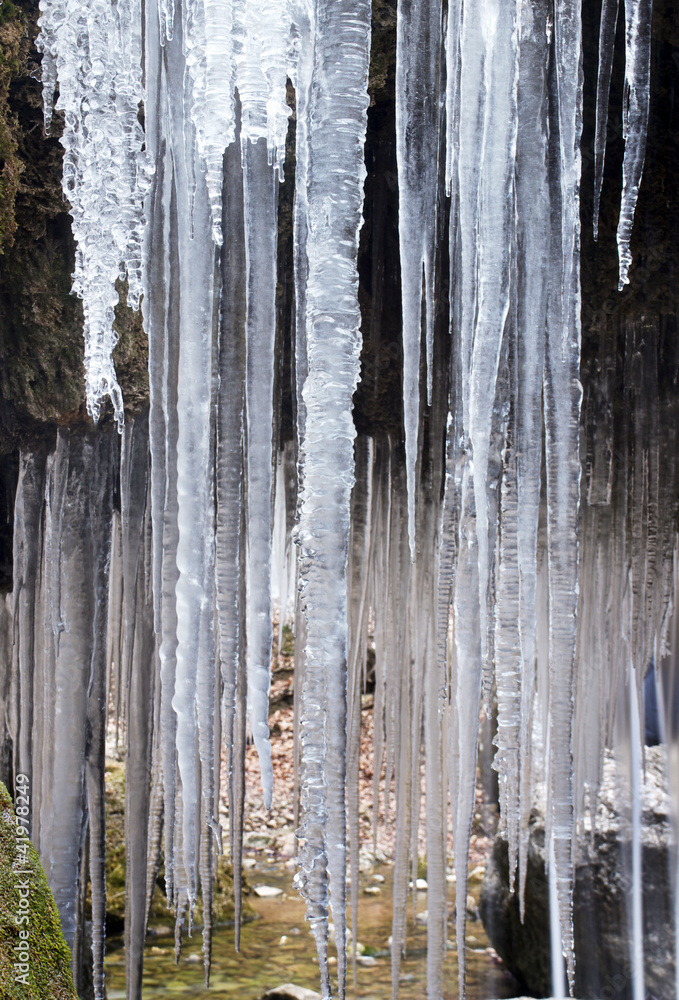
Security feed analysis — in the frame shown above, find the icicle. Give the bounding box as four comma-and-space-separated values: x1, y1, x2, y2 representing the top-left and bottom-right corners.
294, 4, 370, 995
544, 1, 584, 982
161, 9, 218, 920
183, 0, 236, 244
36, 0, 150, 426
514, 0, 549, 912
593, 0, 620, 241
346, 437, 373, 989
493, 415, 522, 891
616, 0, 653, 289
242, 136, 278, 809
12, 452, 47, 797
395, 0, 443, 555
217, 121, 248, 948
121, 415, 156, 1000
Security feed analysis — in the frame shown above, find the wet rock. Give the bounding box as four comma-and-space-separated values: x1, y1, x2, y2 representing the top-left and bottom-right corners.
480, 748, 674, 1000
244, 832, 274, 849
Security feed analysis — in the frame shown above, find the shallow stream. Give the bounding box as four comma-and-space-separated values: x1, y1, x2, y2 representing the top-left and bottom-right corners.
104, 863, 519, 1000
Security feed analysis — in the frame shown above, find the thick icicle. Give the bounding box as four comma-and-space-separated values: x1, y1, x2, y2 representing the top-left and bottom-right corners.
544, 0, 584, 983
162, 10, 218, 920
36, 0, 149, 426
183, 0, 236, 243
514, 0, 549, 912
294, 3, 370, 995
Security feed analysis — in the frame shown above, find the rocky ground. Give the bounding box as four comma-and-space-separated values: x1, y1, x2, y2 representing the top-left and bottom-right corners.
226, 624, 496, 881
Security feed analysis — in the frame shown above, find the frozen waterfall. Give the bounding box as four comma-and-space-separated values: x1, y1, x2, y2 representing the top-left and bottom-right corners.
2, 0, 673, 998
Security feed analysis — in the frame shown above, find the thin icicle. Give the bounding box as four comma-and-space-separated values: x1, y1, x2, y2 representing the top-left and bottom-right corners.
544, 0, 583, 987
515, 0, 549, 912
395, 0, 443, 554
242, 137, 278, 809
593, 0, 620, 241
617, 0, 653, 288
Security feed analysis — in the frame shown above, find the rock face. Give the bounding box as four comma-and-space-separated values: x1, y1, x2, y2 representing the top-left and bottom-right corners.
0, 779, 78, 999
480, 748, 674, 1000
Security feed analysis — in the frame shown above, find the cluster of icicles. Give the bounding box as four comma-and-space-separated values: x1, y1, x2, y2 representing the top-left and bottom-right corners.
5, 0, 666, 997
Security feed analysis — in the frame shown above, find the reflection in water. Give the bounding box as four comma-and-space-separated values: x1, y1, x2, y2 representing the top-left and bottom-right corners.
104, 865, 519, 999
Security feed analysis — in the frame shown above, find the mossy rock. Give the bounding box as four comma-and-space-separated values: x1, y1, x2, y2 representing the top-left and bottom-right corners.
0, 780, 78, 999
103, 759, 253, 936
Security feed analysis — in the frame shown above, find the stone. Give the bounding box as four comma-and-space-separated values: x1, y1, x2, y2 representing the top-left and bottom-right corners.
261, 984, 321, 1000
480, 747, 674, 1000
244, 832, 274, 849
253, 885, 284, 898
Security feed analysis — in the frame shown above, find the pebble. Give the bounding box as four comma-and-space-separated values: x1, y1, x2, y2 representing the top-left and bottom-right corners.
254, 885, 284, 898
242, 858, 257, 870
186, 954, 201, 964
415, 910, 428, 925
372, 873, 385, 883
363, 886, 381, 895
357, 956, 378, 967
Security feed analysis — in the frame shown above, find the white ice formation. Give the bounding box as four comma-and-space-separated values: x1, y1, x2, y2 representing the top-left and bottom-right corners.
3, 1, 664, 999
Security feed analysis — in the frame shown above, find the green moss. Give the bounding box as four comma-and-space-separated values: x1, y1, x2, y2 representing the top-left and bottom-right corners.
0, 780, 78, 999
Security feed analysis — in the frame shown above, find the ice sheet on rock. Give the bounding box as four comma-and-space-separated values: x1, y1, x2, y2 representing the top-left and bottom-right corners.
23, 429, 115, 1000
36, 0, 149, 427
